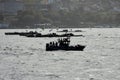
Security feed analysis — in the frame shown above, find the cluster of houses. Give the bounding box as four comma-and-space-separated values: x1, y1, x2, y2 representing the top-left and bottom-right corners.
0, 0, 73, 16
0, 0, 55, 28
0, 0, 79, 28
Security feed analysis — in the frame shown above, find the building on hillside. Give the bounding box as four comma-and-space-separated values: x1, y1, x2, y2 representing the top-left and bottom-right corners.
0, 0, 24, 28
0, 23, 9, 28
24, 0, 54, 11
49, 0, 81, 11
0, 0, 24, 15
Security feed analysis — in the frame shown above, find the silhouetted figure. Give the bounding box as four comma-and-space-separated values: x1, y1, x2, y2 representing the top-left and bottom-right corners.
46, 43, 49, 48
55, 42, 58, 47
52, 42, 55, 46
50, 42, 52, 46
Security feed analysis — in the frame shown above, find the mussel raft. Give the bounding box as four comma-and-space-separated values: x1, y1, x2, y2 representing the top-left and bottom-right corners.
46, 37, 86, 51
5, 31, 84, 37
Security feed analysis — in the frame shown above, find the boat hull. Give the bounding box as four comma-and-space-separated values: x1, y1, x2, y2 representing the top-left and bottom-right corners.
46, 45, 85, 51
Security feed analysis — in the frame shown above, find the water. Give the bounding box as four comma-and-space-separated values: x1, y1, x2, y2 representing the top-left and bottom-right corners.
0, 28, 120, 80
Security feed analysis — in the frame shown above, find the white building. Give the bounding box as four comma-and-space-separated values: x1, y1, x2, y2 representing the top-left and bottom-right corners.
0, 0, 24, 15
0, 23, 9, 28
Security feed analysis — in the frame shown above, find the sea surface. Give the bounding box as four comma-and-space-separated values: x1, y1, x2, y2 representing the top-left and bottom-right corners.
0, 28, 120, 80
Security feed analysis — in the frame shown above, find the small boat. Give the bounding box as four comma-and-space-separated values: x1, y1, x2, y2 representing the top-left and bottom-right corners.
5, 31, 38, 36
46, 37, 86, 51
57, 29, 84, 32
74, 30, 83, 32
5, 32, 21, 35
57, 29, 68, 32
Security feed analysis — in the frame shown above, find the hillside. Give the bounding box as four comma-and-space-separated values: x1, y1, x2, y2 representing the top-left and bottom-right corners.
58, 0, 120, 12
1, 0, 120, 28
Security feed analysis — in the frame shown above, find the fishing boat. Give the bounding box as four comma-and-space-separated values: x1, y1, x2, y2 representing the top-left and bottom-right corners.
46, 37, 86, 51
5, 31, 37, 36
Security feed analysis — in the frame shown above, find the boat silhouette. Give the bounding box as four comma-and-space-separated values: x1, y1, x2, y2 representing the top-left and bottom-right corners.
46, 37, 86, 51
5, 31, 37, 36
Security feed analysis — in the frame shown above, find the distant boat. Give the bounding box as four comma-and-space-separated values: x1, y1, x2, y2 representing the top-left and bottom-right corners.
57, 29, 84, 32
5, 31, 37, 36
74, 30, 83, 32
46, 37, 86, 51
57, 29, 68, 32
5, 32, 20, 35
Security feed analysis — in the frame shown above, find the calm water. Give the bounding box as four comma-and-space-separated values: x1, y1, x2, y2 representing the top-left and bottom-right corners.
0, 28, 120, 80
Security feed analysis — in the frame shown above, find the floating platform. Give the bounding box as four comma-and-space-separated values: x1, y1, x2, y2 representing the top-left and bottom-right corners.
5, 31, 37, 36
5, 32, 21, 35
5, 31, 84, 37
26, 33, 84, 37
